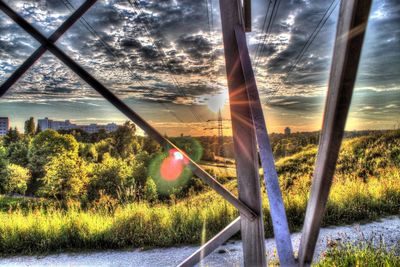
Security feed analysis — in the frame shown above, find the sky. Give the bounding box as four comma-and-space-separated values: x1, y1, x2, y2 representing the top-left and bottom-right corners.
0, 0, 399, 136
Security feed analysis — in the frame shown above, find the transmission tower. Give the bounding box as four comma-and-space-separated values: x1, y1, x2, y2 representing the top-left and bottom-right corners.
218, 108, 225, 157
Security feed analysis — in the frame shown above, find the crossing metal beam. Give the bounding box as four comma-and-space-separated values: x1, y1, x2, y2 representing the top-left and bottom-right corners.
235, 25, 296, 266
0, 0, 98, 98
298, 0, 372, 265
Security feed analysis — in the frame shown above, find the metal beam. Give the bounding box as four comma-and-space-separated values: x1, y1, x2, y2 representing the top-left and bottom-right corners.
298, 0, 372, 265
0, 0, 257, 221
243, 0, 251, 32
178, 217, 241, 267
0, 0, 98, 98
235, 25, 296, 266
219, 0, 267, 265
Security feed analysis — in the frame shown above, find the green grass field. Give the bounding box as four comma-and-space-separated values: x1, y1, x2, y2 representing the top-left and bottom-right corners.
0, 131, 399, 256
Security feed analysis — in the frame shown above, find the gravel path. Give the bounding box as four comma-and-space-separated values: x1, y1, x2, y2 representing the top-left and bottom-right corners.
1, 216, 399, 267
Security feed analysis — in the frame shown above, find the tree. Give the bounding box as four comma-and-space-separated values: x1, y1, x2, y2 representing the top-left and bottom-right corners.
142, 137, 161, 155
38, 154, 88, 200
0, 164, 31, 195
7, 138, 30, 167
0, 145, 8, 179
79, 143, 98, 162
28, 129, 79, 181
24, 117, 36, 136
3, 127, 21, 147
112, 121, 139, 158
144, 177, 158, 203
88, 153, 134, 200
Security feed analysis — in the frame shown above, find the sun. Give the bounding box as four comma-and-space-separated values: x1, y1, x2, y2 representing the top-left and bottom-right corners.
206, 92, 228, 113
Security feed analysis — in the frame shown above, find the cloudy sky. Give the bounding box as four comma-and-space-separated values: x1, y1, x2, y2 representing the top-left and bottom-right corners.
0, 0, 399, 136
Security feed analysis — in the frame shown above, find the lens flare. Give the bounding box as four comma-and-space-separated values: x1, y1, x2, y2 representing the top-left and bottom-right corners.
160, 156, 184, 181
148, 138, 204, 196
159, 149, 189, 181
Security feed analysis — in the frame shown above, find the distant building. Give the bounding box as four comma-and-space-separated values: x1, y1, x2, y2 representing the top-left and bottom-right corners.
38, 117, 118, 133
284, 127, 291, 135
0, 117, 9, 136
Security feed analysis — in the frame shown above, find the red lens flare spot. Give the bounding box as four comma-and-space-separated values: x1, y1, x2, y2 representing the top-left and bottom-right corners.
160, 149, 188, 181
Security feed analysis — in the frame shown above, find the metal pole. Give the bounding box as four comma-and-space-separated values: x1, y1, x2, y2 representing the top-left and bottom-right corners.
235, 25, 296, 266
220, 0, 267, 265
298, 0, 372, 265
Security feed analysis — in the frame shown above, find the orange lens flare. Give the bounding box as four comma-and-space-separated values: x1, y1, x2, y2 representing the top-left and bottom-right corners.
160, 149, 189, 181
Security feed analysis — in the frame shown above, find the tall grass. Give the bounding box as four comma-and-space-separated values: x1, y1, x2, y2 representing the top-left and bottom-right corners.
315, 241, 400, 266
0, 132, 399, 255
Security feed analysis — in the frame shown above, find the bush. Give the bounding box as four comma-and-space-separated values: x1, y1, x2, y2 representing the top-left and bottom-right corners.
0, 164, 31, 195
144, 177, 158, 203
88, 153, 134, 201
38, 154, 88, 200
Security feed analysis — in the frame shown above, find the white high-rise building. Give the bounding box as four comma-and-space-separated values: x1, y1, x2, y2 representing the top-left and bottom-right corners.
37, 118, 119, 133
0, 117, 9, 136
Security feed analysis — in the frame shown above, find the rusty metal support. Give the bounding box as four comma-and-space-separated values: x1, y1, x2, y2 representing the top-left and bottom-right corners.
235, 25, 296, 266
298, 0, 372, 265
178, 217, 241, 267
220, 0, 267, 265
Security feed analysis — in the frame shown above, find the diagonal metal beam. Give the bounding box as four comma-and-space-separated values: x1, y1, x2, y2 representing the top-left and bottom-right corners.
178, 217, 241, 267
0, 0, 257, 221
298, 0, 372, 265
235, 25, 296, 266
0, 0, 98, 98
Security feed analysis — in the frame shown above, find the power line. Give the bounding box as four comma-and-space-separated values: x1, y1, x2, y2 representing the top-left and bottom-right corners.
266, 0, 339, 103
254, 0, 281, 70
253, 0, 273, 63
59, 0, 185, 123
127, 0, 204, 123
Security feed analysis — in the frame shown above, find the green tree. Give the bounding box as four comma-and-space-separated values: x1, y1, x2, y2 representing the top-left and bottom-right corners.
28, 130, 79, 180
7, 138, 30, 167
0, 145, 8, 181
79, 143, 98, 162
0, 164, 31, 195
24, 117, 36, 136
38, 154, 88, 200
3, 127, 21, 147
144, 177, 158, 203
112, 121, 139, 158
88, 153, 134, 200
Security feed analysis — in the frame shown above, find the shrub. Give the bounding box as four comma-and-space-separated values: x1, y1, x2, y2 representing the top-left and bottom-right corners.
38, 154, 88, 200
0, 164, 31, 195
144, 177, 158, 203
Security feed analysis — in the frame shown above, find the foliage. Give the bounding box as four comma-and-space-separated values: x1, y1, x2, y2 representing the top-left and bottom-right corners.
112, 121, 140, 158
0, 130, 399, 255
7, 138, 30, 167
315, 241, 400, 267
144, 177, 158, 203
3, 127, 21, 147
38, 154, 88, 200
0, 164, 31, 195
88, 153, 134, 200
24, 117, 36, 136
28, 130, 79, 179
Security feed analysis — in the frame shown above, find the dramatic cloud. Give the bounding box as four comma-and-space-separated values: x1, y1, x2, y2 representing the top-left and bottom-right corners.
0, 0, 399, 134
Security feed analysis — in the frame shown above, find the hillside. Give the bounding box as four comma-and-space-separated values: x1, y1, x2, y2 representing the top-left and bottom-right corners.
0, 131, 399, 255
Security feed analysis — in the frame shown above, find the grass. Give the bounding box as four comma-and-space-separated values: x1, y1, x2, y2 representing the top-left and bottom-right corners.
0, 131, 399, 256
315, 241, 400, 266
